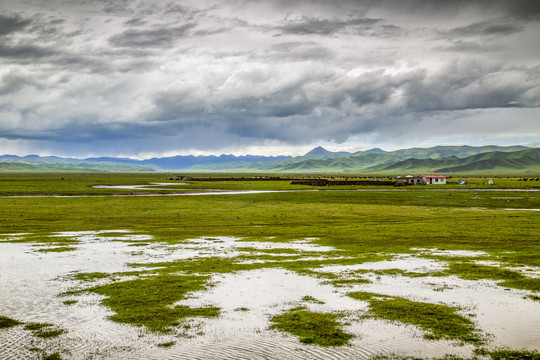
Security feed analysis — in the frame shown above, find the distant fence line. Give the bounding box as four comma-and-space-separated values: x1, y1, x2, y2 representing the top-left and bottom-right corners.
290, 179, 395, 186
168, 176, 394, 186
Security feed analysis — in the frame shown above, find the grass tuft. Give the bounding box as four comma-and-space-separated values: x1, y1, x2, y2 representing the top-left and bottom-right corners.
157, 341, 175, 348
37, 246, 76, 253
0, 315, 21, 328
271, 308, 353, 346
24, 323, 65, 338
42, 353, 62, 360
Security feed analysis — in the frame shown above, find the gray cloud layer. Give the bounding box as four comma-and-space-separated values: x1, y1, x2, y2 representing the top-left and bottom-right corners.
1, 0, 539, 156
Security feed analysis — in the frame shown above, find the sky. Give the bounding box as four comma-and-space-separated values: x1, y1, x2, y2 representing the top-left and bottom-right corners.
0, 0, 539, 158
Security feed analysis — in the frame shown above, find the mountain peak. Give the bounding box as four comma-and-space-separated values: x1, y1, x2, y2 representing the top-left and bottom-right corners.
365, 148, 386, 154
305, 146, 331, 156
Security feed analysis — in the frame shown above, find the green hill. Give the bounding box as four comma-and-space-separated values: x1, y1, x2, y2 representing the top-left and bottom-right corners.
372, 149, 540, 175
391, 145, 530, 159
0, 162, 47, 171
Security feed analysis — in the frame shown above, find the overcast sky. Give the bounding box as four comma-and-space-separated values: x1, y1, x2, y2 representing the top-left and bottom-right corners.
1, 0, 539, 158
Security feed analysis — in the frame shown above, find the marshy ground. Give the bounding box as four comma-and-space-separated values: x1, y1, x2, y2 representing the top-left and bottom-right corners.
0, 174, 539, 359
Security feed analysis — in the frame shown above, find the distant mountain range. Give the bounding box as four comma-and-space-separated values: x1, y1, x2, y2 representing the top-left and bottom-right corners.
1, 145, 539, 175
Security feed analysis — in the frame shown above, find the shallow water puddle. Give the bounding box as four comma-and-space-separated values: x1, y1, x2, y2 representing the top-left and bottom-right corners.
173, 268, 473, 359
92, 182, 190, 190
1, 233, 539, 359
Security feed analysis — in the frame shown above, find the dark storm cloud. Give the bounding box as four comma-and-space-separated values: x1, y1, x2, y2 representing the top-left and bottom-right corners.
447, 19, 525, 38
277, 16, 381, 36
124, 17, 147, 27
109, 23, 197, 48
0, 73, 42, 95
266, 42, 333, 61
0, 43, 54, 60
0, 14, 31, 36
436, 40, 505, 53
489, 0, 540, 20
360, 0, 540, 20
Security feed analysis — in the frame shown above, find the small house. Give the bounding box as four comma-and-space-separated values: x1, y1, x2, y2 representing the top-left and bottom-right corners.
397, 174, 447, 185
404, 175, 424, 185
420, 175, 446, 185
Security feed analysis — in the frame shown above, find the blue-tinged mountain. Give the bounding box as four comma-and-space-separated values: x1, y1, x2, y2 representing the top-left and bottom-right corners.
140, 154, 290, 170
0, 154, 292, 172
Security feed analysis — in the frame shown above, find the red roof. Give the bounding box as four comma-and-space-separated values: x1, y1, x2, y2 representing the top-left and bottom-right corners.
421, 175, 446, 178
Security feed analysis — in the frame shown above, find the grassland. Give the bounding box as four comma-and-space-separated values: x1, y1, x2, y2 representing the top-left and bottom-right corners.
0, 172, 539, 195
1, 173, 539, 359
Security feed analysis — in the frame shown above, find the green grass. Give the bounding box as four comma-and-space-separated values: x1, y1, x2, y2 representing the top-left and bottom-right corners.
0, 173, 539, 196
326, 278, 372, 286
348, 292, 482, 344
37, 246, 76, 253
490, 349, 540, 360
88, 274, 219, 332
75, 272, 114, 281
157, 341, 176, 348
302, 295, 325, 304
442, 262, 540, 292
0, 315, 21, 328
42, 353, 63, 360
24, 323, 65, 338
0, 316, 65, 339
369, 350, 540, 360
271, 308, 353, 346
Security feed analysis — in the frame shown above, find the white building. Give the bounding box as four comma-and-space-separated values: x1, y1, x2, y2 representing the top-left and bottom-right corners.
420, 175, 446, 185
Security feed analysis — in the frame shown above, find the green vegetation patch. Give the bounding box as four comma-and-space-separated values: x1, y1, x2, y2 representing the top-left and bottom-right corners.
490, 349, 540, 360
157, 341, 176, 348
271, 308, 353, 346
0, 315, 21, 328
75, 272, 114, 281
302, 295, 325, 304
444, 262, 540, 292
326, 278, 372, 287
89, 274, 219, 332
349, 292, 482, 344
448, 262, 523, 281
24, 323, 65, 338
42, 353, 63, 360
37, 246, 76, 253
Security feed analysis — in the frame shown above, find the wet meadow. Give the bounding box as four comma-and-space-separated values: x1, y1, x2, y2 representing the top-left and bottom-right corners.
0, 173, 539, 359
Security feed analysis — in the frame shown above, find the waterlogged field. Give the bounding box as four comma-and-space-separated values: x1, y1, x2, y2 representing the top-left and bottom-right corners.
0, 174, 539, 360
